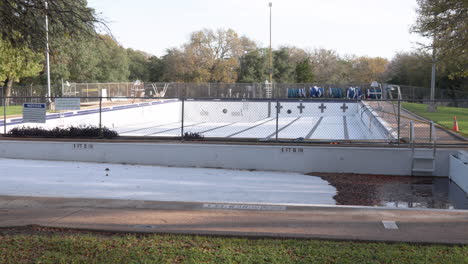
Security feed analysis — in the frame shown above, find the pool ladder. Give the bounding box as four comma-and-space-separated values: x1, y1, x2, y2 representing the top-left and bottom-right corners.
410, 121, 437, 176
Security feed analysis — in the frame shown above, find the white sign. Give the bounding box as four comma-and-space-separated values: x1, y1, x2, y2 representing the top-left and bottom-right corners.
55, 98, 81, 110
23, 103, 46, 123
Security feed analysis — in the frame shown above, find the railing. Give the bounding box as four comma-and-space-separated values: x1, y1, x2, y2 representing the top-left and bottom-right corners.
0, 96, 466, 146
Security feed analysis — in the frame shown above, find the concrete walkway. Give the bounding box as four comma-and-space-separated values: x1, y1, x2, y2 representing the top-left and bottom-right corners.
1, 196, 468, 244
366, 101, 465, 143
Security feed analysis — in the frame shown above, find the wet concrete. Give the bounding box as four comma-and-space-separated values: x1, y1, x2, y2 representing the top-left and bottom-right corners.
312, 173, 468, 210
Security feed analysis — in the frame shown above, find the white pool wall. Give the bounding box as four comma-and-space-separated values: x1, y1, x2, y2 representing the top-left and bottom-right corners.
184, 100, 270, 123
0, 140, 459, 177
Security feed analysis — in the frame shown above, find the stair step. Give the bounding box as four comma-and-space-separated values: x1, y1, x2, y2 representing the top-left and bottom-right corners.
412, 168, 435, 173
413, 156, 435, 160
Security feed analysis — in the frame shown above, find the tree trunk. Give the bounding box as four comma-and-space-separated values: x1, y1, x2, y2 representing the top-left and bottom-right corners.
4, 78, 13, 107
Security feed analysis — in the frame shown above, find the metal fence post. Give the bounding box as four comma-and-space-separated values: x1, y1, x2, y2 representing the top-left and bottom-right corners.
397, 99, 401, 145
99, 95, 103, 137
429, 120, 433, 143
275, 100, 279, 141
181, 98, 185, 139
3, 96, 6, 135
410, 120, 415, 147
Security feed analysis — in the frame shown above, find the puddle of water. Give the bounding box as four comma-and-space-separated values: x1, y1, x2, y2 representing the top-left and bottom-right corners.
316, 174, 468, 210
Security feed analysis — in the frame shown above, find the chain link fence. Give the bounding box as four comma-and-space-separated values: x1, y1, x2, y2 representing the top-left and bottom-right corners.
1, 95, 466, 145
4, 82, 467, 100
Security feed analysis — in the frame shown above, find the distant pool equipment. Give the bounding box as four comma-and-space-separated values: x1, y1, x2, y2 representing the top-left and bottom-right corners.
328, 87, 343, 98
309, 86, 324, 98
346, 87, 362, 99
367, 81, 382, 99
367, 88, 382, 99
287, 88, 306, 98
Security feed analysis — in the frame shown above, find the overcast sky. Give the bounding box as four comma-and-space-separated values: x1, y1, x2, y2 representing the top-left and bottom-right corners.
87, 0, 426, 59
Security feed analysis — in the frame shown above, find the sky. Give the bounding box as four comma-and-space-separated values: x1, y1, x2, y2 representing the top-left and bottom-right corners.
87, 0, 427, 59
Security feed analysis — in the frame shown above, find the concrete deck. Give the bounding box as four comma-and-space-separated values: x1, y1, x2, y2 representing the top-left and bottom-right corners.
1, 196, 468, 244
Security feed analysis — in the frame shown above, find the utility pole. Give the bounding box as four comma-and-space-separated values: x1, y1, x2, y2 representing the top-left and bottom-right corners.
269, 2, 273, 86
428, 37, 437, 112
45, 1, 52, 102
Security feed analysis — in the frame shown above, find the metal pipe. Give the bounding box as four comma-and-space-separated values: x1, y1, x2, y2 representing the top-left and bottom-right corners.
275, 100, 279, 141
99, 95, 102, 137
410, 120, 415, 146
269, 3, 273, 90
397, 100, 401, 145
181, 98, 185, 138
3, 96, 6, 135
429, 120, 433, 142
45, 1, 51, 102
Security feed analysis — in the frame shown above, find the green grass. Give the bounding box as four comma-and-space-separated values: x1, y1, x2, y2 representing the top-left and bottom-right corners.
0, 105, 23, 116
1, 232, 467, 264
402, 102, 468, 136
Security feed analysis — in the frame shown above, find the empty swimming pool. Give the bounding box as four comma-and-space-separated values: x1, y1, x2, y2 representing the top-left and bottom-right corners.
1, 99, 394, 140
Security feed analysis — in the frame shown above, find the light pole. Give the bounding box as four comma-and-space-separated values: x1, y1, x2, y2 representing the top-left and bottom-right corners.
269, 2, 273, 86
45, 1, 51, 102
428, 37, 437, 112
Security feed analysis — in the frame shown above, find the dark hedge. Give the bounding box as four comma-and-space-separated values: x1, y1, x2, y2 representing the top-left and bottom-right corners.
183, 132, 204, 140
8, 126, 119, 138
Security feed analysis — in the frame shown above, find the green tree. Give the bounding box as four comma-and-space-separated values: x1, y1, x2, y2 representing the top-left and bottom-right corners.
171, 28, 257, 83
273, 47, 295, 83
385, 51, 467, 98
385, 51, 432, 87
94, 35, 129, 82
127, 48, 151, 81
37, 34, 130, 85
148, 56, 165, 82
412, 0, 467, 78
237, 49, 268, 83
0, 0, 106, 51
0, 38, 43, 102
351, 56, 388, 83
48, 34, 100, 84
295, 59, 314, 83
308, 48, 352, 83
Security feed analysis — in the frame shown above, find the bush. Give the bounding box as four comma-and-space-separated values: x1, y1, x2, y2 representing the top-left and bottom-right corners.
8, 125, 119, 138
183, 132, 204, 140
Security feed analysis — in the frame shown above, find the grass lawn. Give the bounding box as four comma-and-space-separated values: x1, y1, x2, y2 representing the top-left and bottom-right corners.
0, 228, 467, 264
402, 102, 468, 136
0, 105, 23, 116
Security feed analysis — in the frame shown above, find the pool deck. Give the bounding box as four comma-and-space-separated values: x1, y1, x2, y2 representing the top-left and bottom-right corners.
367, 101, 466, 143
1, 195, 468, 244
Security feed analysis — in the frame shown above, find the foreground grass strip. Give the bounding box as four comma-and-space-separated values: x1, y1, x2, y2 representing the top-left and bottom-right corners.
402, 102, 468, 136
0, 232, 467, 264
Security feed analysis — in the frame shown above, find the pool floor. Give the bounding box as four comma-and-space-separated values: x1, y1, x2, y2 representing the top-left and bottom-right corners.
1, 159, 466, 209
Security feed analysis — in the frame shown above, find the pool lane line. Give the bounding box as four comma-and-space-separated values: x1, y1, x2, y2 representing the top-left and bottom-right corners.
196, 122, 237, 134
343, 116, 349, 140
305, 117, 323, 139
266, 117, 301, 139
118, 121, 181, 134
226, 118, 275, 138
144, 122, 206, 136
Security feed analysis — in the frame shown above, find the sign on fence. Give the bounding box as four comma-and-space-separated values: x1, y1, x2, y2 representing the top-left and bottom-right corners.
55, 98, 81, 111
23, 103, 46, 123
